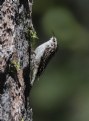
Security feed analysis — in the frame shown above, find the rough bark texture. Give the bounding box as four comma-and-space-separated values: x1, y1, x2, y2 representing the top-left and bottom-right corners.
0, 0, 57, 121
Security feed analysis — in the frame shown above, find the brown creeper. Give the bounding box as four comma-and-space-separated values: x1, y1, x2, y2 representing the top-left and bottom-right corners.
30, 36, 57, 85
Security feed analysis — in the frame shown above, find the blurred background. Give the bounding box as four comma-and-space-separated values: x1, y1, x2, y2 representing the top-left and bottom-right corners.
30, 0, 89, 121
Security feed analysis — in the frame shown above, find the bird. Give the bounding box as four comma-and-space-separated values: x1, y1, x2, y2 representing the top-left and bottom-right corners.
30, 36, 57, 85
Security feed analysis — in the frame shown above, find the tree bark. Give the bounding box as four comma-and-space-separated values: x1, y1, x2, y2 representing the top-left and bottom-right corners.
0, 0, 57, 121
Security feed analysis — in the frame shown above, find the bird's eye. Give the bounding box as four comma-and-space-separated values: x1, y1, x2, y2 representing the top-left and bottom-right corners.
53, 38, 56, 42
51, 43, 54, 47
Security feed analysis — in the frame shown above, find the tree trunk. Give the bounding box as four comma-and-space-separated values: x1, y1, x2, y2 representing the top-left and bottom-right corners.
0, 0, 57, 121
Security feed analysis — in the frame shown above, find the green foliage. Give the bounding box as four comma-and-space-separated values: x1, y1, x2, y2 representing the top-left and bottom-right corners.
30, 30, 39, 40
27, 28, 39, 48
11, 60, 20, 70
21, 118, 24, 121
